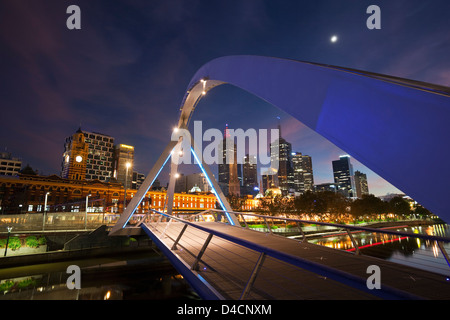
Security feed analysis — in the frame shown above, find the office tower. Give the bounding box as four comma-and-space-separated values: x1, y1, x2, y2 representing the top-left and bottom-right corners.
291, 152, 304, 193
175, 173, 211, 193
271, 123, 293, 195
262, 174, 276, 193
187, 173, 211, 193
218, 125, 232, 185
113, 144, 134, 189
291, 152, 314, 194
314, 183, 338, 192
61, 128, 88, 180
61, 128, 115, 182
302, 155, 314, 192
0, 151, 22, 177
218, 124, 240, 196
354, 170, 369, 198
132, 171, 145, 190
243, 154, 257, 188
228, 145, 241, 196
332, 155, 356, 197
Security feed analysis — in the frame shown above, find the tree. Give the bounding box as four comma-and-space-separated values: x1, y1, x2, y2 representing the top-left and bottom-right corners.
414, 205, 432, 218
351, 194, 387, 218
388, 196, 411, 216
294, 191, 349, 215
226, 194, 245, 211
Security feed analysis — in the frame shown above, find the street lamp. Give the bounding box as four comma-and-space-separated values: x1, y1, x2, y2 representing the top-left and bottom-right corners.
4, 226, 13, 257
85, 194, 91, 229
124, 162, 131, 211
43, 192, 50, 231
44, 191, 50, 212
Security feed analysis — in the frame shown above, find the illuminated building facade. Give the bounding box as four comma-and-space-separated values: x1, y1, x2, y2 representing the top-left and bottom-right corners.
113, 144, 134, 189
218, 125, 240, 196
332, 155, 356, 198
354, 170, 369, 198
62, 128, 115, 182
61, 128, 88, 181
0, 173, 219, 214
0, 152, 22, 177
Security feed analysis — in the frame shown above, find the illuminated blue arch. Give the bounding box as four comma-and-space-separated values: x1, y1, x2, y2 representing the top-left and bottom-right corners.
178, 55, 450, 222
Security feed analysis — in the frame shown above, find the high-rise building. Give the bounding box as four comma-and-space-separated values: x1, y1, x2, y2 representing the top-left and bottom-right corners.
240, 154, 258, 195
0, 152, 22, 177
61, 128, 115, 182
113, 144, 134, 189
132, 171, 145, 190
332, 155, 356, 197
354, 170, 369, 198
291, 152, 304, 193
243, 154, 257, 188
271, 123, 293, 195
302, 155, 314, 192
291, 152, 314, 194
175, 173, 211, 193
218, 125, 240, 196
315, 182, 338, 193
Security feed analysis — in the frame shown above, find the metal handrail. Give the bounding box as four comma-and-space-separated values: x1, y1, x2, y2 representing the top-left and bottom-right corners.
206, 209, 450, 243
145, 209, 432, 299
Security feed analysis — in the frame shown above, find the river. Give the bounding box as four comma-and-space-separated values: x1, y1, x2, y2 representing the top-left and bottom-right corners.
307, 223, 450, 277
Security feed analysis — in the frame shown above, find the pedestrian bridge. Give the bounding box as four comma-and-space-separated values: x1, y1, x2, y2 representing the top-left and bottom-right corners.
133, 209, 450, 300
108, 56, 450, 299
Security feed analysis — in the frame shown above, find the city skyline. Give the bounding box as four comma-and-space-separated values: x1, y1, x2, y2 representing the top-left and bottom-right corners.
1, 1, 449, 198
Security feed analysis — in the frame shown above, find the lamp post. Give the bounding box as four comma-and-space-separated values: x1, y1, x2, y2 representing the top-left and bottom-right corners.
4, 226, 13, 257
124, 162, 131, 211
85, 194, 91, 229
43, 192, 50, 230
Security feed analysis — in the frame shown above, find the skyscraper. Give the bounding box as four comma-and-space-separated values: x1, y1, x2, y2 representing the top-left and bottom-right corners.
302, 155, 314, 192
243, 154, 257, 188
332, 155, 356, 197
291, 152, 314, 194
291, 152, 304, 193
271, 123, 293, 195
218, 125, 240, 196
354, 170, 369, 198
113, 144, 134, 189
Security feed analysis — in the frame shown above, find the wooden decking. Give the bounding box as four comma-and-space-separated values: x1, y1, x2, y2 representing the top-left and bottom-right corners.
143, 221, 450, 300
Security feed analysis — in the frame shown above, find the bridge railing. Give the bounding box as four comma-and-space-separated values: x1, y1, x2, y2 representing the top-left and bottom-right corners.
200, 209, 450, 276
142, 208, 450, 276
142, 208, 450, 300
0, 213, 121, 233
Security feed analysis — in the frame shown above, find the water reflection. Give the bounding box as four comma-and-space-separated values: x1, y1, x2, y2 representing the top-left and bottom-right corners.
310, 224, 450, 276
0, 258, 200, 300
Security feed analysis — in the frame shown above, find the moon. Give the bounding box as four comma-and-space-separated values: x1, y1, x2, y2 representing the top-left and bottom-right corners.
330, 35, 338, 43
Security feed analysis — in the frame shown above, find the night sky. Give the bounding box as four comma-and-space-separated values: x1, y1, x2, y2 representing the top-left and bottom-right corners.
1, 0, 449, 196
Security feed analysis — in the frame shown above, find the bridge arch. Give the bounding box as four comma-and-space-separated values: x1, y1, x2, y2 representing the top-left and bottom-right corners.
110, 55, 450, 234
177, 55, 450, 223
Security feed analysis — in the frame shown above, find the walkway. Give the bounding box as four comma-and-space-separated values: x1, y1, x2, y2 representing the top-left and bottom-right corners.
142, 219, 450, 300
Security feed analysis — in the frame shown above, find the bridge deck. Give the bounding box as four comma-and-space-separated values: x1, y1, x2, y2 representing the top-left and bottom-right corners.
143, 221, 450, 300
